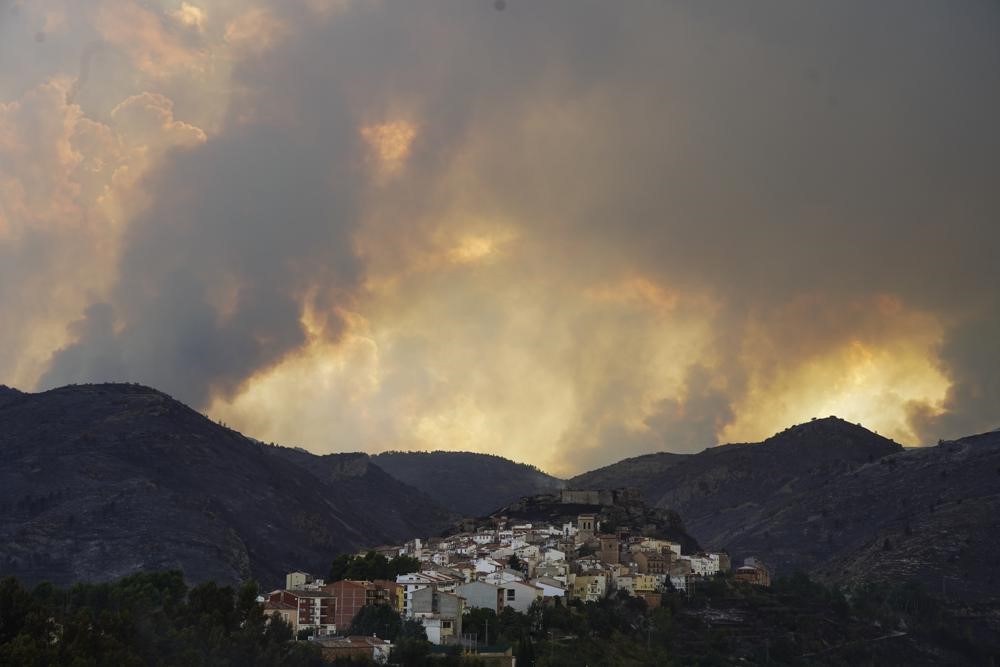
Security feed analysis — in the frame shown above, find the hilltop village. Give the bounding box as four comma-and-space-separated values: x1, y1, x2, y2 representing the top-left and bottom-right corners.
264, 490, 769, 661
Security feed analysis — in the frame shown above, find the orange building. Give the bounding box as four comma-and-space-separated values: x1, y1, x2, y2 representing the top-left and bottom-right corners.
264, 589, 337, 635
325, 579, 401, 630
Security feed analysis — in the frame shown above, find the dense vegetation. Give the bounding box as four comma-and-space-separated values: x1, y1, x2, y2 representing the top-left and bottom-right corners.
0, 572, 322, 666
473, 573, 1000, 666
346, 605, 436, 666
327, 552, 420, 582
457, 575, 999, 666
3, 570, 997, 666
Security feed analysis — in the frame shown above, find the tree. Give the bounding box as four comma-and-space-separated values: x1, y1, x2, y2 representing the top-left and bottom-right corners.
507, 554, 526, 573
463, 607, 498, 645
498, 606, 530, 641
400, 618, 427, 640
389, 636, 431, 666
390, 555, 421, 578
0, 572, 325, 667
349, 604, 402, 640
329, 552, 421, 583
516, 629, 536, 666
328, 554, 353, 582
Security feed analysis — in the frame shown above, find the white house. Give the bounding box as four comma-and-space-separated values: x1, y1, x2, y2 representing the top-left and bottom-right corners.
687, 553, 721, 577
484, 568, 525, 586
456, 581, 504, 613
473, 557, 502, 574
501, 581, 543, 613
396, 571, 461, 617
534, 561, 569, 585
614, 575, 635, 595
670, 573, 697, 594
530, 577, 566, 598
543, 548, 566, 562
515, 544, 540, 560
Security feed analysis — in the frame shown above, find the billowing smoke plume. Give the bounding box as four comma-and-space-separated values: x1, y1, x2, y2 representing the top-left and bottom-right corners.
2, 1, 998, 473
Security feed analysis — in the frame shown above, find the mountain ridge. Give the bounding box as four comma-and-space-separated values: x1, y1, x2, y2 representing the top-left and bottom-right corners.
0, 383, 453, 589
372, 450, 565, 517
4, 382, 998, 602
570, 417, 1000, 601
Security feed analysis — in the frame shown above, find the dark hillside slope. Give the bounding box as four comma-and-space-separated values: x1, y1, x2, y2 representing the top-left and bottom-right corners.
808, 429, 1000, 600
645, 417, 901, 523
269, 448, 459, 540
0, 384, 451, 588
627, 419, 905, 575
568, 451, 688, 493
568, 417, 1000, 601
0, 384, 22, 408
372, 450, 564, 517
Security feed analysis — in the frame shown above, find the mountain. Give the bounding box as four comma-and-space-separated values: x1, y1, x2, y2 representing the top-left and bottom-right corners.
0, 384, 22, 408
0, 383, 453, 588
571, 417, 1000, 601
372, 450, 564, 517
568, 417, 901, 504
6, 384, 997, 603
569, 451, 687, 493
804, 429, 1000, 600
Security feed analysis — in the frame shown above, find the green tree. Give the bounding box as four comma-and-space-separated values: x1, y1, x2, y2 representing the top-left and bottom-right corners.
390, 555, 421, 578
390, 636, 431, 666
329, 552, 420, 582
507, 554, 526, 573
349, 603, 402, 640
463, 607, 498, 645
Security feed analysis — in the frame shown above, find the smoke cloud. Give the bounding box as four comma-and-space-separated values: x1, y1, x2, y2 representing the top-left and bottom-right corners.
2, 1, 998, 474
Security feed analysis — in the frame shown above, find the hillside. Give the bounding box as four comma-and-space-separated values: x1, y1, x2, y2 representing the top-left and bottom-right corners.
0, 384, 22, 408
569, 451, 687, 492
807, 430, 1000, 600
372, 450, 564, 517
570, 417, 1000, 600
0, 383, 453, 588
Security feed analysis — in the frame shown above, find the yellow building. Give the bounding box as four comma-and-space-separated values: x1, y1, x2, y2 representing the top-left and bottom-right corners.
572, 573, 608, 602
633, 574, 660, 593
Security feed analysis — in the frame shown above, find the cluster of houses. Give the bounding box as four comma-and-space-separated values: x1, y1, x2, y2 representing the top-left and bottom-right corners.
263, 491, 770, 660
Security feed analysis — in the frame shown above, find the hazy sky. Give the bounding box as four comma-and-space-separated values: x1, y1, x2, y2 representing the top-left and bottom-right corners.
2, 1, 998, 475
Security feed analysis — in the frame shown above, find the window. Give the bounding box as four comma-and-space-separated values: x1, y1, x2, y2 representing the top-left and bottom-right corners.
442, 621, 452, 629
506, 589, 515, 600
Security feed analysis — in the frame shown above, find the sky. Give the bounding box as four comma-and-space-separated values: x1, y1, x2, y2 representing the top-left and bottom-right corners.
1, 0, 998, 476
